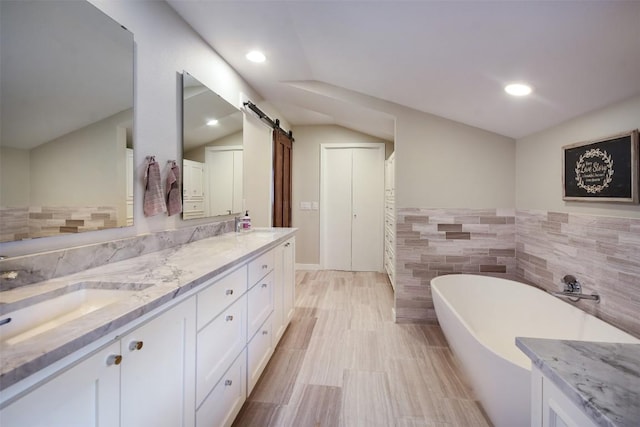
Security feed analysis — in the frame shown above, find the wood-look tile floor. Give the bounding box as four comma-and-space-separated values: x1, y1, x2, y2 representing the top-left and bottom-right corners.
232, 271, 492, 427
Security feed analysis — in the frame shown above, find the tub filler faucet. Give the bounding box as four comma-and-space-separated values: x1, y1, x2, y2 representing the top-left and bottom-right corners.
552, 274, 600, 303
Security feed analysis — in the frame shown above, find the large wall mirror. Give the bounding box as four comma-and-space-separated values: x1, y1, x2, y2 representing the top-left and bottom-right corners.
0, 0, 134, 243
182, 72, 244, 220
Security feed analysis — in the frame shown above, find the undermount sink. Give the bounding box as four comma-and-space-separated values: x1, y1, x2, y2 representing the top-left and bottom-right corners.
0, 282, 152, 346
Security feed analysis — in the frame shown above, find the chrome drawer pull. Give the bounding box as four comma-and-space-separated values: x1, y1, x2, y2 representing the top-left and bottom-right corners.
262, 330, 268, 335
225, 380, 233, 386
262, 264, 268, 269
225, 289, 234, 295
226, 315, 234, 321
261, 283, 268, 288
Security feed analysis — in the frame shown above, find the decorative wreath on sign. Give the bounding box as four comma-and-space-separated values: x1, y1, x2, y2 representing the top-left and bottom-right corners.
575, 148, 614, 194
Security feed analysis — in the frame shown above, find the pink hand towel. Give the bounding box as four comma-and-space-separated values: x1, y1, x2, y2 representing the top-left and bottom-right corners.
166, 161, 182, 216
143, 156, 167, 217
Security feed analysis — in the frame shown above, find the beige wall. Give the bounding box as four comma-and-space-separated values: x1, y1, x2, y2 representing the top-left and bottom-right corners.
291, 124, 393, 265
0, 147, 30, 206
395, 108, 516, 209
516, 95, 640, 218
184, 131, 243, 162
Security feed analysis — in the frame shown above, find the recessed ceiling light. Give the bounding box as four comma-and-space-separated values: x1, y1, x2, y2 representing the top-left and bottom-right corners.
505, 83, 533, 97
206, 119, 219, 126
246, 50, 266, 63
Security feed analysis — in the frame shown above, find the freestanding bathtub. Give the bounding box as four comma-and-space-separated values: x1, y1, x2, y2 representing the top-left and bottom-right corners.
431, 274, 640, 427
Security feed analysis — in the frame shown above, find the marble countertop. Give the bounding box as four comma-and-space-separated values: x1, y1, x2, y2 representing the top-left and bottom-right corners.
0, 228, 295, 392
516, 337, 640, 427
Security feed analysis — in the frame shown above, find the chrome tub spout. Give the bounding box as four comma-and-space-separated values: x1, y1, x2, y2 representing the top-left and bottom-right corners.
552, 291, 600, 303
552, 274, 600, 303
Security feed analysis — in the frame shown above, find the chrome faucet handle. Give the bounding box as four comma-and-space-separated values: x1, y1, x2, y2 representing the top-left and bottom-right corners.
561, 275, 580, 293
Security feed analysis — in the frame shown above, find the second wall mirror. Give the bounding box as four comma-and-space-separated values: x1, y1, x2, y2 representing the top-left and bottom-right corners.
182, 72, 244, 220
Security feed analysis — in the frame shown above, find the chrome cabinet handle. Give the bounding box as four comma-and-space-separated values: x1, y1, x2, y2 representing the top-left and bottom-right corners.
262, 264, 268, 269
285, 242, 291, 247
225, 289, 234, 295
107, 354, 122, 366
262, 330, 268, 335
226, 315, 234, 321
261, 283, 268, 288
129, 341, 144, 351
225, 380, 233, 386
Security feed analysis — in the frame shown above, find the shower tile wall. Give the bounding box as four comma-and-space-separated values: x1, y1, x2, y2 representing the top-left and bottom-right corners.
395, 208, 517, 323
517, 209, 640, 337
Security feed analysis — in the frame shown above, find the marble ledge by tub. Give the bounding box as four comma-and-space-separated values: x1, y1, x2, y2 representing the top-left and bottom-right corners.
516, 337, 640, 427
0, 227, 296, 392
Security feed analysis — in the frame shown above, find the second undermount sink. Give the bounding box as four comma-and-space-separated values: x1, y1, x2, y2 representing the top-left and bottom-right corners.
0, 282, 152, 346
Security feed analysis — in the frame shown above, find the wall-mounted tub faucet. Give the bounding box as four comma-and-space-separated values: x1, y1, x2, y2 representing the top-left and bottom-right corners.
552, 274, 600, 303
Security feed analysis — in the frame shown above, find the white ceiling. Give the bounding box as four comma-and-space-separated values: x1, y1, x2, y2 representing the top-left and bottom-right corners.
167, 0, 640, 140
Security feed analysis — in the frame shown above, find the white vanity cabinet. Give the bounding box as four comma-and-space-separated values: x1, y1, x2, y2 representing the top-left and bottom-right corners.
531, 366, 598, 427
274, 238, 295, 341
0, 297, 196, 427
246, 250, 275, 394
0, 342, 121, 427
0, 232, 296, 427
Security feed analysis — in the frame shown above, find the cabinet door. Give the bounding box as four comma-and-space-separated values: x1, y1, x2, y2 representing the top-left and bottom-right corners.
247, 315, 273, 394
0, 342, 120, 427
121, 297, 196, 427
282, 238, 295, 324
273, 243, 285, 342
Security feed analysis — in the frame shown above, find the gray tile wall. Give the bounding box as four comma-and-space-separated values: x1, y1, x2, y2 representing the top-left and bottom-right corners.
395, 207, 640, 338
395, 208, 517, 323
517, 209, 640, 337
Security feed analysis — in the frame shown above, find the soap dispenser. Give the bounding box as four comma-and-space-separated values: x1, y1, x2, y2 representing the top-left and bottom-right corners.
242, 210, 251, 231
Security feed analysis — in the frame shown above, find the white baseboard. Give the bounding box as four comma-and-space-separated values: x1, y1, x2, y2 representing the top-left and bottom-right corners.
295, 263, 321, 271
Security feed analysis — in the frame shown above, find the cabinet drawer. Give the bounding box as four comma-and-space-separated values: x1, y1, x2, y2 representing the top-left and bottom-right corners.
196, 350, 246, 427
248, 249, 275, 286
196, 296, 246, 406
247, 315, 273, 394
197, 266, 247, 330
247, 271, 274, 340
184, 200, 204, 212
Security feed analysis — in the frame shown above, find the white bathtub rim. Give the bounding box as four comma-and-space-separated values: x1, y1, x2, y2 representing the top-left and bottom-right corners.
431, 275, 533, 370
431, 273, 640, 371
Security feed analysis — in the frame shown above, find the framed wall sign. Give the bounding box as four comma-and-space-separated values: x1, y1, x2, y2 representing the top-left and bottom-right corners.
562, 130, 639, 203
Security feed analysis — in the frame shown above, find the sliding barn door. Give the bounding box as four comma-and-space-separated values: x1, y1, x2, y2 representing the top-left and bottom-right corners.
273, 129, 293, 227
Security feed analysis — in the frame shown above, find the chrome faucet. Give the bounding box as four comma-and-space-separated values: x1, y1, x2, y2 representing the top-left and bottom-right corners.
561, 274, 581, 293
552, 274, 600, 303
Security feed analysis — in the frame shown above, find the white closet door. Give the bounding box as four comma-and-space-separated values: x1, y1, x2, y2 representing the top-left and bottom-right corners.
207, 150, 234, 216
321, 144, 384, 272
352, 147, 384, 271
322, 147, 353, 271
233, 151, 244, 213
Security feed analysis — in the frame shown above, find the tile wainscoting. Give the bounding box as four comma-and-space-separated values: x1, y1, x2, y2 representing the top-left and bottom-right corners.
517, 209, 640, 338
395, 208, 640, 338
395, 208, 517, 323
